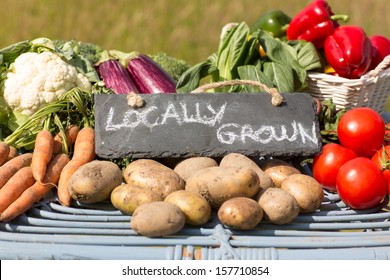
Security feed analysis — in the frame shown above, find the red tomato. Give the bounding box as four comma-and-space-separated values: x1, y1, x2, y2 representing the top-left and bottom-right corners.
371, 145, 390, 193
337, 107, 385, 158
336, 157, 388, 210
312, 143, 357, 191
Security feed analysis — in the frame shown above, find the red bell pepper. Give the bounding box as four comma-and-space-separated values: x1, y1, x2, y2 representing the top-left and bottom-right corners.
368, 35, 390, 70
286, 0, 349, 49
324, 25, 372, 79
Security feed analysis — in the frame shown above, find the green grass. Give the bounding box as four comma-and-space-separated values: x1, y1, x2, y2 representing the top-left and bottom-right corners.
2, 0, 389, 110
1, 0, 389, 65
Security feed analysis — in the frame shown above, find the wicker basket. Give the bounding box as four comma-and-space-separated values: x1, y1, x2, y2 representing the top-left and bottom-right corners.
306, 55, 390, 113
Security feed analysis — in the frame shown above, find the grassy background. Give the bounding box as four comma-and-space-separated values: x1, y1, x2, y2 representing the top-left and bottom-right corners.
1, 0, 389, 64
2, 0, 389, 111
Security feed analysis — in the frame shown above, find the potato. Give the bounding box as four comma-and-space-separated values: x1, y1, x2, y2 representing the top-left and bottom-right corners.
185, 166, 260, 209
68, 160, 123, 203
123, 159, 185, 199
131, 201, 185, 237
164, 190, 211, 225
218, 197, 263, 230
111, 184, 162, 215
257, 187, 299, 225
220, 153, 273, 190
261, 159, 301, 188
281, 174, 324, 213
173, 157, 218, 181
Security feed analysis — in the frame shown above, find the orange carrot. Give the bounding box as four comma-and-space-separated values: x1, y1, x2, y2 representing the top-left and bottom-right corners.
31, 129, 54, 183
57, 161, 85, 206
0, 141, 10, 167
53, 125, 80, 155
71, 126, 95, 160
0, 153, 33, 189
57, 127, 95, 206
0, 166, 35, 213
6, 145, 18, 162
0, 153, 70, 222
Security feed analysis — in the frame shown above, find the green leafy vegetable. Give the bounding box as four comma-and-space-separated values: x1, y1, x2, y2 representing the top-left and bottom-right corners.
176, 21, 322, 94
317, 98, 347, 143
0, 96, 10, 125
263, 61, 294, 93
237, 64, 274, 91
176, 54, 218, 93
288, 40, 323, 71
0, 41, 31, 72
52, 39, 101, 82
216, 22, 251, 81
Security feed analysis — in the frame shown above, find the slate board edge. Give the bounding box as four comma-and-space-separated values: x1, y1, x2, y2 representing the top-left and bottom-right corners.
94, 93, 323, 159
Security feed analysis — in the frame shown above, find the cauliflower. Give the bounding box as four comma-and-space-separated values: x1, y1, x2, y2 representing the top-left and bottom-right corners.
3, 51, 92, 116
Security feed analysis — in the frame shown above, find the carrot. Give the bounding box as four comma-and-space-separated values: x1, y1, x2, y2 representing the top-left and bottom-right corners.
6, 145, 18, 162
53, 125, 80, 155
31, 129, 54, 183
71, 126, 95, 160
57, 127, 95, 206
0, 153, 70, 222
0, 167, 35, 213
57, 160, 85, 206
0, 141, 10, 167
0, 153, 33, 189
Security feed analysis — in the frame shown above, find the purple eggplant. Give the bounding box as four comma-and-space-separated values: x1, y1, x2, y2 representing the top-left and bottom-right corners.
125, 53, 176, 93
96, 57, 139, 94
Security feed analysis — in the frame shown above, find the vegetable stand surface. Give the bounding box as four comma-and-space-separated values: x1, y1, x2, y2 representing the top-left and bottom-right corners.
1, 3, 390, 259
1, 165, 390, 260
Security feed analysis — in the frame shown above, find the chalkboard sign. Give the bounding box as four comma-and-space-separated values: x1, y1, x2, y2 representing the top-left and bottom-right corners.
94, 93, 322, 159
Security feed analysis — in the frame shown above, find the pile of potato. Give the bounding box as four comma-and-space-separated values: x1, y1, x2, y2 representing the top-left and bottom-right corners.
67, 153, 324, 237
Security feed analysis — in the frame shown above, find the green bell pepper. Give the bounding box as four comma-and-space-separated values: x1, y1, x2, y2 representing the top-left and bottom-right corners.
250, 9, 291, 38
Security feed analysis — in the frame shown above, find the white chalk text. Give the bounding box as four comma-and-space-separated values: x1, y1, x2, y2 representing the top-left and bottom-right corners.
104, 101, 318, 146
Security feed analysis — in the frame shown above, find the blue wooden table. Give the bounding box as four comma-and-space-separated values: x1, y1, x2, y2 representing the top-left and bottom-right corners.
1, 189, 389, 260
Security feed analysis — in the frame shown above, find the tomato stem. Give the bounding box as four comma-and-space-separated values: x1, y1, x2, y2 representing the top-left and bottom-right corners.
377, 147, 390, 171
